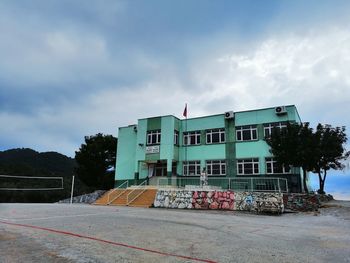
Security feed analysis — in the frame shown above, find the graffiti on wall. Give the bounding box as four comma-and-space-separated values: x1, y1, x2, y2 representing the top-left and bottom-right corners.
192, 190, 235, 210
154, 189, 284, 213
154, 190, 193, 209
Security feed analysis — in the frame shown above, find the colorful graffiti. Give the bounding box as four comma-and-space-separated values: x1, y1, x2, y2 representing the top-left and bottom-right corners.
154, 190, 284, 213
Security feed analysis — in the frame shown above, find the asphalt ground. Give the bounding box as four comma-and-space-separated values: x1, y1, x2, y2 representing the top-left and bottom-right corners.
0, 202, 350, 263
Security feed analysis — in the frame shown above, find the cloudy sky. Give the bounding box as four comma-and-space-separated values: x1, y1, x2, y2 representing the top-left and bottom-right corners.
1, 0, 350, 197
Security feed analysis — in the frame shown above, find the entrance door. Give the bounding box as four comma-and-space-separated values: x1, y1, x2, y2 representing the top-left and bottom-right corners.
149, 161, 177, 177
155, 162, 167, 176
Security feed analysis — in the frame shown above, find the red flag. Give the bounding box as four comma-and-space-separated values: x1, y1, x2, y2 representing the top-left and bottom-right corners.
183, 103, 187, 118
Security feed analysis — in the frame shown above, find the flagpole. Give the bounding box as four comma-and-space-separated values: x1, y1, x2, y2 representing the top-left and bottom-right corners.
183, 103, 188, 176
185, 107, 187, 167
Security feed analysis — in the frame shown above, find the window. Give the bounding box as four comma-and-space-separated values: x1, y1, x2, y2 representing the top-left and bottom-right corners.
263, 122, 287, 138
206, 160, 226, 176
183, 131, 201, 146
265, 158, 291, 174
147, 130, 161, 145
236, 125, 258, 141
237, 158, 259, 175
206, 129, 225, 144
174, 130, 179, 145
183, 161, 201, 176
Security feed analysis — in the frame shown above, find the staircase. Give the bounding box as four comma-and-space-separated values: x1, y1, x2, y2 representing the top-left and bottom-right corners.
109, 189, 131, 206
93, 187, 158, 208
94, 189, 114, 205
127, 188, 158, 207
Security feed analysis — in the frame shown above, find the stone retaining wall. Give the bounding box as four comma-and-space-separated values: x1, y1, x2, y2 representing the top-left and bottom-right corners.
154, 189, 284, 214
283, 193, 333, 211
58, 190, 107, 204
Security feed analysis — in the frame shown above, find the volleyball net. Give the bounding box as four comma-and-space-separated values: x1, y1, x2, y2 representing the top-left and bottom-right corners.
0, 175, 64, 191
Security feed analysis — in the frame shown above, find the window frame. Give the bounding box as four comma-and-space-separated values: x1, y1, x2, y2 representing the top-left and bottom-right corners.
237, 158, 260, 175
206, 160, 226, 176
146, 130, 161, 145
183, 131, 201, 146
265, 157, 291, 174
206, 128, 226, 144
236, 125, 258, 141
174, 130, 179, 145
263, 122, 288, 138
183, 161, 201, 176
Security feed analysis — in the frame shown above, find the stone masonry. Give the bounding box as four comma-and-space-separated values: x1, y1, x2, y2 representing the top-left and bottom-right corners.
154, 189, 284, 214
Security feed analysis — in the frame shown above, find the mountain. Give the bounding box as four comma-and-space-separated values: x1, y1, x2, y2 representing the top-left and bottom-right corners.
0, 148, 90, 202
0, 148, 76, 176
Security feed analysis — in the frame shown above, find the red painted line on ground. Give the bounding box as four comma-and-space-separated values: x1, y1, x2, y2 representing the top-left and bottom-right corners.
0, 220, 216, 263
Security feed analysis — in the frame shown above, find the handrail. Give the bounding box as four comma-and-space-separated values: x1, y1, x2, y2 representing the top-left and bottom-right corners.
107, 180, 129, 204
156, 177, 288, 193
127, 180, 148, 205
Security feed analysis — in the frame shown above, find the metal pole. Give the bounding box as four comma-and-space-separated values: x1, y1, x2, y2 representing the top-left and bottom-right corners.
70, 175, 75, 204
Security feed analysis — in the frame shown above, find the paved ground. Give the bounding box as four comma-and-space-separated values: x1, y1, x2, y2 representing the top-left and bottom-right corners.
0, 202, 350, 263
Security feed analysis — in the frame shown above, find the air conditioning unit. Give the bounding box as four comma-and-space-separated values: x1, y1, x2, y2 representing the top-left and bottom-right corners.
275, 106, 287, 115
224, 111, 234, 119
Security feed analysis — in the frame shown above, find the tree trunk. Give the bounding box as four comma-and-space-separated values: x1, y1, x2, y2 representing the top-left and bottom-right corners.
319, 170, 327, 194
303, 169, 309, 193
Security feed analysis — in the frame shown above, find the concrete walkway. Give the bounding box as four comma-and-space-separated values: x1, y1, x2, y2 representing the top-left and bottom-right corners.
1, 201, 349, 262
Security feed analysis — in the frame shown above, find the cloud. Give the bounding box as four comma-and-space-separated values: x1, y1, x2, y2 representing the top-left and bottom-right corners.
0, 81, 191, 155
189, 27, 350, 126
1, 1, 350, 161
2, 26, 350, 157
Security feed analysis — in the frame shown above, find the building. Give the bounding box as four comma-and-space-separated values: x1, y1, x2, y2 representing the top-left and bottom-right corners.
115, 105, 305, 192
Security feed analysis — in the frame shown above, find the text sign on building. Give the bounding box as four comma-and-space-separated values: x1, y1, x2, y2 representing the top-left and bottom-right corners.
146, 145, 160, 154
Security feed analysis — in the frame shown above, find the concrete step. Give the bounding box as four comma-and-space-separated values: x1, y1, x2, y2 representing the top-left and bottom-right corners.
109, 190, 131, 206
128, 189, 158, 207
93, 189, 115, 205
94, 187, 158, 208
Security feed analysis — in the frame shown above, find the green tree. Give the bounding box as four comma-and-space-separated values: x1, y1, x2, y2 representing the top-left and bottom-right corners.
313, 124, 349, 194
75, 133, 117, 190
266, 122, 317, 193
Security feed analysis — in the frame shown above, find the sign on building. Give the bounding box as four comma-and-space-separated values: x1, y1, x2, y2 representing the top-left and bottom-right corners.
146, 145, 160, 154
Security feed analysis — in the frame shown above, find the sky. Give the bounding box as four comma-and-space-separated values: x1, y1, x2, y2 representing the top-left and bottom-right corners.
1, 0, 350, 198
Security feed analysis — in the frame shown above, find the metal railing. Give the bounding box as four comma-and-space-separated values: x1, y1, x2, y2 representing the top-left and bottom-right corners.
126, 180, 148, 205
230, 177, 288, 192
107, 180, 129, 204
157, 177, 288, 193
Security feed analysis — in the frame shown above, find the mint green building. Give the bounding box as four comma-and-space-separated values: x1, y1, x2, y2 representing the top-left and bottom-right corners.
115, 105, 304, 192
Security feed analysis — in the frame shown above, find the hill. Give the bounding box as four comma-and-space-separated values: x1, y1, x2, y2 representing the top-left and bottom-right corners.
0, 148, 90, 202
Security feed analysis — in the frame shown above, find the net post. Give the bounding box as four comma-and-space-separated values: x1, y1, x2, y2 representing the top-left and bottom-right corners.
70, 175, 75, 204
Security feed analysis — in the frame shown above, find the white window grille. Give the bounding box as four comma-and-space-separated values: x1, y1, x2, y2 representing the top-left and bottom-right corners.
265, 158, 291, 174
206, 129, 225, 144
174, 130, 179, 145
236, 125, 258, 141
183, 131, 201, 146
206, 160, 226, 176
183, 161, 201, 176
147, 130, 161, 145
263, 122, 287, 138
237, 158, 259, 175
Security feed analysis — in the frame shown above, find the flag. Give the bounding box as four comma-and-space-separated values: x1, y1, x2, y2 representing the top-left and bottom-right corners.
183, 103, 187, 118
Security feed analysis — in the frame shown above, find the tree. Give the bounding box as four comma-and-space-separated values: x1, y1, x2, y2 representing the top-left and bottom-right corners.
313, 124, 350, 194
75, 133, 117, 190
267, 122, 350, 194
266, 122, 317, 193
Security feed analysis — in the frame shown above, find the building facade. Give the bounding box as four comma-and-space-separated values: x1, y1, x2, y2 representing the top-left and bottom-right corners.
115, 105, 304, 192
